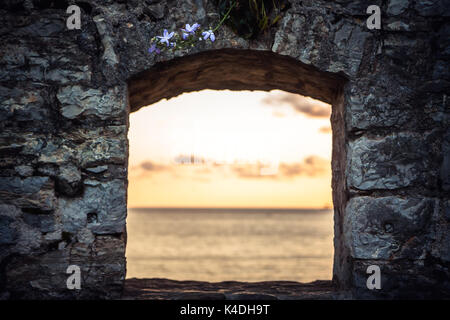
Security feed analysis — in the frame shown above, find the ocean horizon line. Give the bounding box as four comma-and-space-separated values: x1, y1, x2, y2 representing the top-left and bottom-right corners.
128, 207, 333, 211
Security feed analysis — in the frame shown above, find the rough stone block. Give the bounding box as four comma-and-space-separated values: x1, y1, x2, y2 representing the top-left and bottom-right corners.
38, 140, 76, 165
56, 164, 82, 197
11, 222, 42, 254
437, 223, 450, 262
0, 86, 48, 122
60, 179, 127, 235
347, 131, 439, 190
0, 41, 91, 84
442, 129, 450, 191
0, 204, 22, 219
415, 0, 450, 16
4, 242, 125, 299
56, 85, 125, 120
0, 215, 17, 244
351, 259, 450, 299
344, 196, 437, 260
444, 200, 450, 222
388, 0, 410, 15
15, 165, 34, 177
77, 126, 128, 167
331, 24, 370, 77
0, 177, 56, 212
0, 176, 50, 194
22, 212, 56, 233
345, 79, 415, 131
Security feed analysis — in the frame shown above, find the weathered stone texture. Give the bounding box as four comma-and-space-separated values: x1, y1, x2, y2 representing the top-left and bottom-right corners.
0, 0, 449, 299
344, 196, 438, 260
59, 179, 127, 235
347, 131, 440, 190
57, 85, 125, 120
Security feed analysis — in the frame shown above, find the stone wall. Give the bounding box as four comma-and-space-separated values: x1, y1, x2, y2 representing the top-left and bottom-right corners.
0, 0, 449, 299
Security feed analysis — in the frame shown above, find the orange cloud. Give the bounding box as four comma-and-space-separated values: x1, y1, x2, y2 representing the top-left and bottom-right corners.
318, 125, 332, 134
134, 155, 329, 181
231, 156, 329, 179
279, 156, 329, 177
140, 161, 169, 172
262, 92, 331, 118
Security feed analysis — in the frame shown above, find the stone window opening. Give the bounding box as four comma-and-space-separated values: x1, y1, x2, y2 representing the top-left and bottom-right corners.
124, 49, 347, 298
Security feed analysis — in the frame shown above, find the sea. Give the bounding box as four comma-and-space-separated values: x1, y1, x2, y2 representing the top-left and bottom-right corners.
126, 208, 334, 283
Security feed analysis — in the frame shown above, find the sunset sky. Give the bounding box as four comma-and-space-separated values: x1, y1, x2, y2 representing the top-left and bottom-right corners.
127, 90, 332, 208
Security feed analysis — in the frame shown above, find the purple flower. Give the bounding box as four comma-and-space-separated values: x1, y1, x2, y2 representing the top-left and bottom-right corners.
148, 43, 160, 54
202, 30, 215, 42
181, 23, 200, 39
157, 29, 175, 47
182, 23, 200, 34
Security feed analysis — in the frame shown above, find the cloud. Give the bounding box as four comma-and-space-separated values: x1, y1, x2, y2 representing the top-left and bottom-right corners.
262, 92, 331, 118
272, 111, 287, 118
231, 162, 276, 179
231, 156, 329, 179
140, 161, 168, 172
173, 154, 206, 165
318, 125, 332, 134
134, 155, 329, 181
279, 156, 329, 177
135, 158, 213, 181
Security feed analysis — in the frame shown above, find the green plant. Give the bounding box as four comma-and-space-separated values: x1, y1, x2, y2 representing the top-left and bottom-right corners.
214, 0, 290, 39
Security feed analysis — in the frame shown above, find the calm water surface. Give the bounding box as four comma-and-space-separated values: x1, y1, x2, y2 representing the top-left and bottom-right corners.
126, 208, 334, 282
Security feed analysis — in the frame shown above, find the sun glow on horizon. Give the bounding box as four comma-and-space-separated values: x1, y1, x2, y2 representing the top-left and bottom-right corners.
127, 90, 332, 209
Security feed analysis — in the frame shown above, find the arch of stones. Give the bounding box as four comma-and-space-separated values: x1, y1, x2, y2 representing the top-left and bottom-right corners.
0, 0, 449, 299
